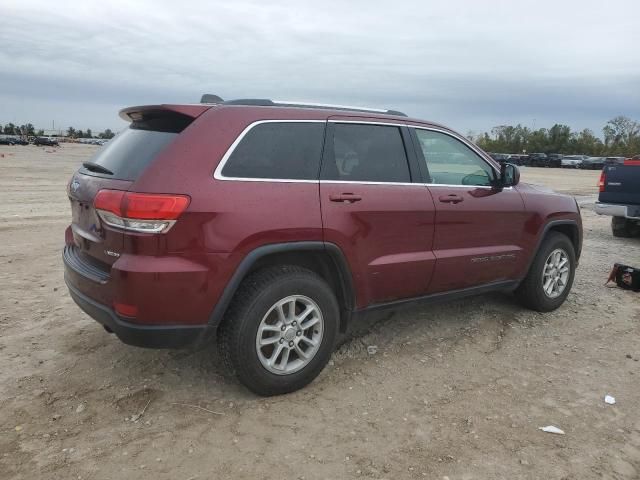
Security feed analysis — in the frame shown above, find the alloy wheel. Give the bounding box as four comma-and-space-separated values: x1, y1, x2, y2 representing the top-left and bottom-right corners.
255, 295, 324, 375
541, 248, 570, 298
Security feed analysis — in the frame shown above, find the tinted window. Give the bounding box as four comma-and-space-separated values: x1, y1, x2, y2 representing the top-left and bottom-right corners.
414, 129, 494, 186
80, 128, 178, 180
221, 122, 325, 180
322, 124, 411, 183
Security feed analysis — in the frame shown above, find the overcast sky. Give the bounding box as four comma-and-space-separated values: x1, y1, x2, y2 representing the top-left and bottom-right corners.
1, 0, 639, 135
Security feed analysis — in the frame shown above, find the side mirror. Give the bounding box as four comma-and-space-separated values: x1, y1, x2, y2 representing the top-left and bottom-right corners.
500, 163, 520, 187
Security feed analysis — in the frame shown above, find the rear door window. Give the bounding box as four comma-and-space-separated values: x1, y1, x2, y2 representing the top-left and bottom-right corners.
322, 123, 411, 183
220, 122, 326, 180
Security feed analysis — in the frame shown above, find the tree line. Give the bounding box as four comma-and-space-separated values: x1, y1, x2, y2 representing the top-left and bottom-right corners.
469, 115, 640, 157
0, 122, 116, 139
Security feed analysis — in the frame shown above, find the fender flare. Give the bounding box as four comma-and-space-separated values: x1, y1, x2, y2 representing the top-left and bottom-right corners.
521, 219, 581, 280
207, 241, 355, 329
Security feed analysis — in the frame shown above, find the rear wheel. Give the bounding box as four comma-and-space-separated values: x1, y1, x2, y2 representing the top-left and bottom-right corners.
612, 217, 640, 238
516, 232, 576, 312
218, 265, 339, 396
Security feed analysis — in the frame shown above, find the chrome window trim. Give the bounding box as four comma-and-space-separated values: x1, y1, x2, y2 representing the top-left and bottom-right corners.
320, 180, 418, 187
213, 119, 504, 187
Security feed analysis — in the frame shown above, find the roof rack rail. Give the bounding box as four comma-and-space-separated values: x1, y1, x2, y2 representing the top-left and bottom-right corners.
199, 94, 407, 117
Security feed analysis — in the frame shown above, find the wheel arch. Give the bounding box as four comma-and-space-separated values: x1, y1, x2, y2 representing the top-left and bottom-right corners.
521, 219, 581, 282
546, 221, 581, 260
208, 242, 355, 333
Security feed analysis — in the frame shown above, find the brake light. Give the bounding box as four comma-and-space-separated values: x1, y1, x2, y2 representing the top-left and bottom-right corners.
94, 190, 190, 233
94, 190, 125, 216
598, 171, 606, 192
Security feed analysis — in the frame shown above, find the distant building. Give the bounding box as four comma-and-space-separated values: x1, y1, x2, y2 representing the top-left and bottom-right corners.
42, 129, 66, 137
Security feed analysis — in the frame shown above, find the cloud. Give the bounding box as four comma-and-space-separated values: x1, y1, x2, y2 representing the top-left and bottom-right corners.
1, 0, 639, 134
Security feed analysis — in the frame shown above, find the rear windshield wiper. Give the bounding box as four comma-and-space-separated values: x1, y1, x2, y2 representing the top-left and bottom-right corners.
82, 162, 114, 175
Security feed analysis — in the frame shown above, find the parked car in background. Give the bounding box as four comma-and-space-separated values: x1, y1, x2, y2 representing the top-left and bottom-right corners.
34, 137, 60, 147
547, 154, 563, 167
0, 137, 15, 145
510, 154, 530, 166
605, 156, 626, 165
581, 156, 606, 170
488, 153, 509, 163
529, 153, 549, 167
63, 96, 583, 395
561, 155, 586, 168
596, 160, 640, 237
12, 137, 29, 146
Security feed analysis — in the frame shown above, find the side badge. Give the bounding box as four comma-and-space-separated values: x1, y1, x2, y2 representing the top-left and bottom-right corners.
104, 250, 120, 258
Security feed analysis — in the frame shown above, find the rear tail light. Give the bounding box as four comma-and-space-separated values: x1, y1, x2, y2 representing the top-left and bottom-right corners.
598, 171, 606, 192
94, 190, 190, 233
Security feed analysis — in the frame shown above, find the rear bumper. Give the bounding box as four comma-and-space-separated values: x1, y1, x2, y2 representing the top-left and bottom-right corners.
595, 202, 640, 220
61, 228, 236, 328
65, 276, 208, 348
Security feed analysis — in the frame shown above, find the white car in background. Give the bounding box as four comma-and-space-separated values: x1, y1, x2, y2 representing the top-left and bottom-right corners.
561, 155, 587, 168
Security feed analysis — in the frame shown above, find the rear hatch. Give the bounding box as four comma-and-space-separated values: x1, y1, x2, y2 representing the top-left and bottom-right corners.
600, 164, 640, 205
67, 105, 208, 270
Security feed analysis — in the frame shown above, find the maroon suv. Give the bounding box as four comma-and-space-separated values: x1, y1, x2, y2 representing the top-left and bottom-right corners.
63, 97, 582, 395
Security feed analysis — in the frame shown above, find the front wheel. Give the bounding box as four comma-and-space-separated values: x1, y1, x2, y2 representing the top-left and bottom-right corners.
515, 232, 576, 312
218, 265, 339, 396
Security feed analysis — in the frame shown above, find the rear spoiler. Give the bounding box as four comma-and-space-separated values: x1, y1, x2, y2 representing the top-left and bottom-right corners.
119, 104, 211, 122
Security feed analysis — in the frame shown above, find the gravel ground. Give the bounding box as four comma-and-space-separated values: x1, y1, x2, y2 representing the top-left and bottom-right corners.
1, 144, 639, 480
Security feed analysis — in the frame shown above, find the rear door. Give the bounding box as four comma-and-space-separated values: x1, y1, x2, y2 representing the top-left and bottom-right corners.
320, 120, 436, 307
410, 127, 527, 293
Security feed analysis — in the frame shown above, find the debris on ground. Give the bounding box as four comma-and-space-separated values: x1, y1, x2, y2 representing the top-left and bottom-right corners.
367, 345, 378, 355
604, 395, 616, 405
539, 425, 565, 435
129, 398, 152, 422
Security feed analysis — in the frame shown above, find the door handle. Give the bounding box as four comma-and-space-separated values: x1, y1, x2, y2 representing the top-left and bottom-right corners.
329, 193, 362, 203
438, 194, 464, 204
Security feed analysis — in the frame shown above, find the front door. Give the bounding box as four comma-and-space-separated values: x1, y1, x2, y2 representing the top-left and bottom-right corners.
410, 128, 527, 293
320, 120, 436, 307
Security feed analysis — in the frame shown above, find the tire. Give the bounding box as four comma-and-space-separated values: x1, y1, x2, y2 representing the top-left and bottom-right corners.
612, 217, 640, 238
515, 232, 576, 312
217, 265, 339, 396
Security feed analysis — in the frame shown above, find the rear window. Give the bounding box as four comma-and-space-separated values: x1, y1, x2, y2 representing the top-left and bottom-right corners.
80, 129, 177, 180
221, 122, 325, 180
80, 112, 192, 180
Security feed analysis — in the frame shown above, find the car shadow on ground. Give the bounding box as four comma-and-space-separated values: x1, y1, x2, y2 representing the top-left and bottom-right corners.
68, 290, 527, 402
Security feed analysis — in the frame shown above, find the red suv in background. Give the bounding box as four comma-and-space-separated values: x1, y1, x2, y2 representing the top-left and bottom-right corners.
63, 97, 582, 395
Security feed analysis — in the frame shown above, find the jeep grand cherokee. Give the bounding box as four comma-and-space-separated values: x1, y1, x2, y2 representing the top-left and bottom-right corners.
63, 97, 582, 395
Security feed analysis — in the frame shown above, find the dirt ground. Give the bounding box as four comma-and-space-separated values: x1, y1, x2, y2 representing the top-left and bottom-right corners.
1, 144, 639, 480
